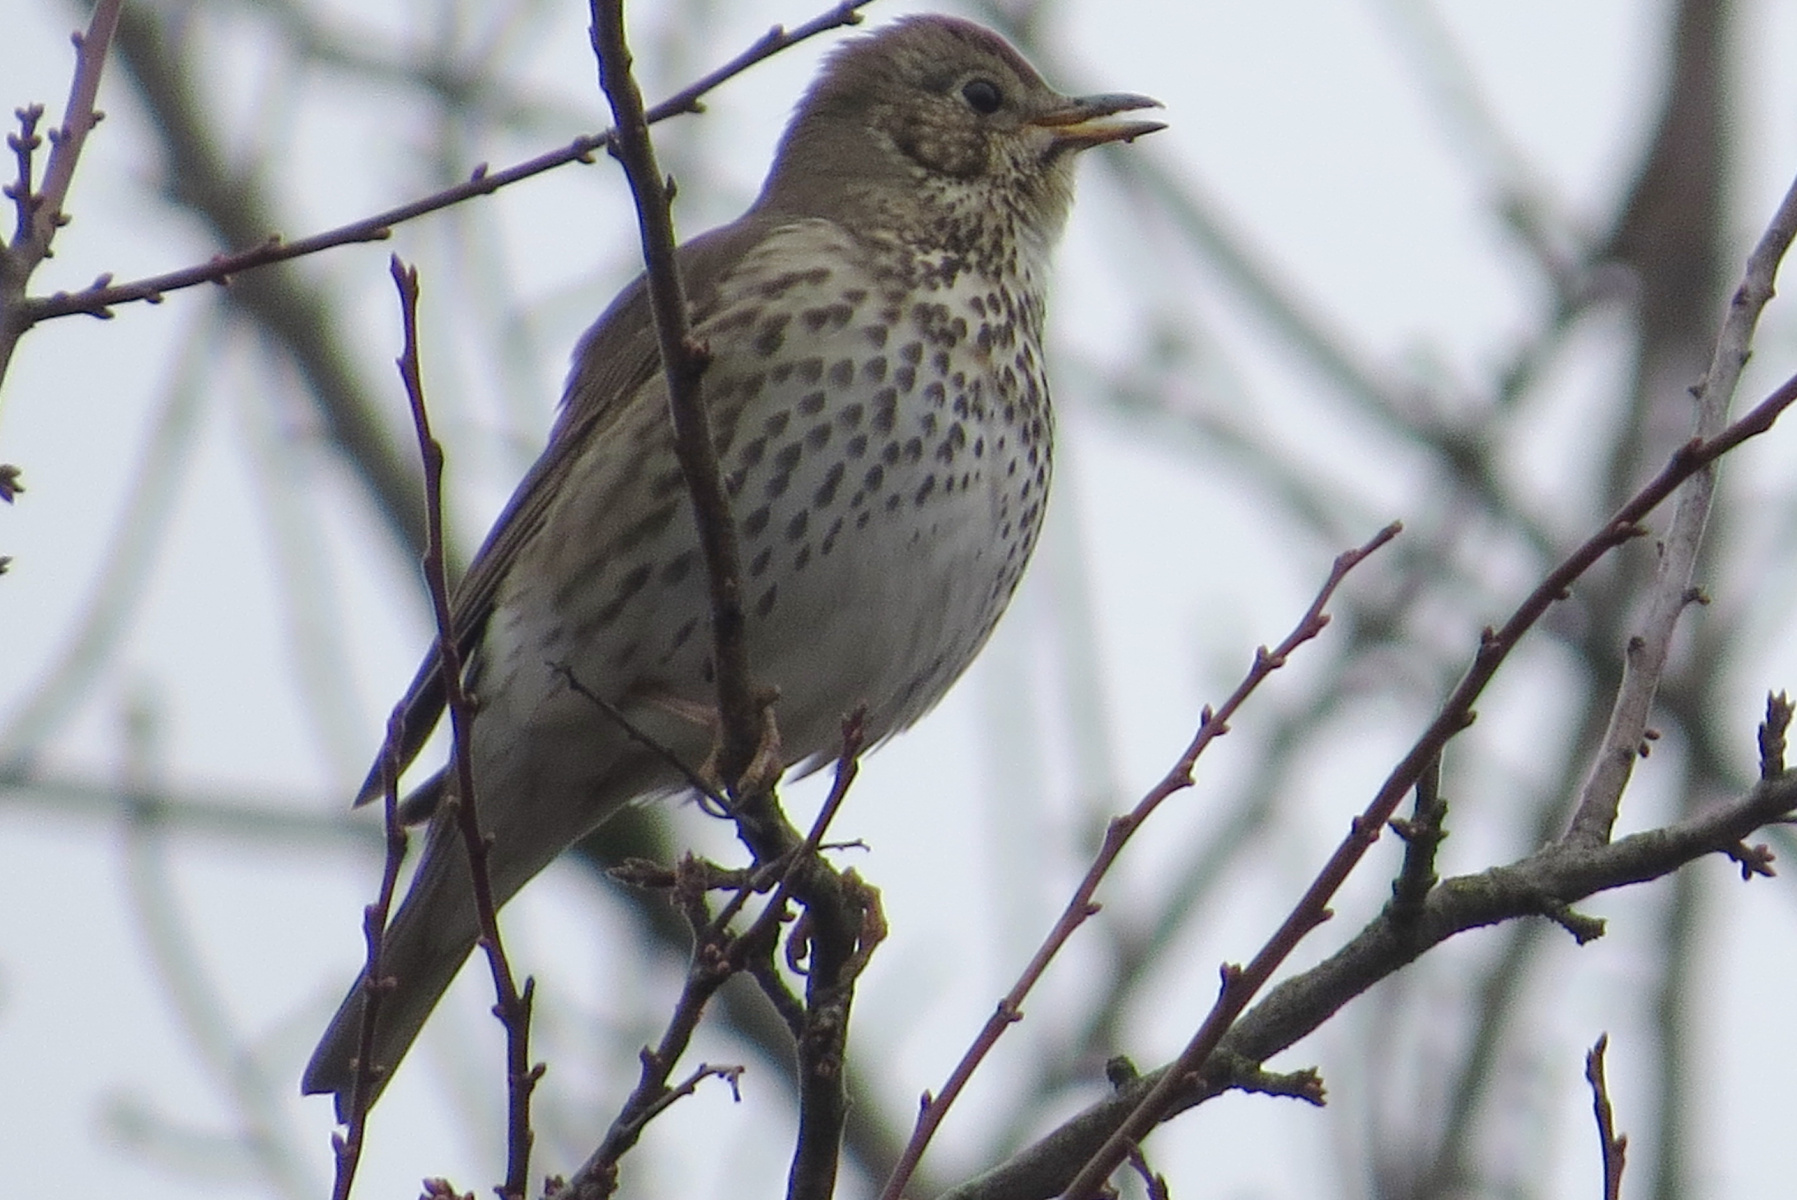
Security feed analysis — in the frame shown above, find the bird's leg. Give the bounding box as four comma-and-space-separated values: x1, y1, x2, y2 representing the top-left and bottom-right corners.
650, 686, 785, 801
736, 687, 785, 797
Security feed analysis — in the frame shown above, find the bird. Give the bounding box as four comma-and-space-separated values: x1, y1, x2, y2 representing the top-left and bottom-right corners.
303, 13, 1162, 1117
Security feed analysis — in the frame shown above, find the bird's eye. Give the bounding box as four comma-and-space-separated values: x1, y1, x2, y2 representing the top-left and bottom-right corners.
961, 78, 1004, 115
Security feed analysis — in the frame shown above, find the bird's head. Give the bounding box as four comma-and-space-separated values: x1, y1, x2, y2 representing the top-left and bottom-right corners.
757, 16, 1163, 268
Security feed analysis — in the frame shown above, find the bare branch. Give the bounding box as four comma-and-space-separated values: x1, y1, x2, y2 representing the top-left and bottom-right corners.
948, 768, 1797, 1200
879, 522, 1400, 1200
588, 0, 763, 806
1568, 169, 1797, 846
1057, 361, 1797, 1198
1585, 1035, 1628, 1200
329, 711, 411, 1200
553, 712, 871, 1199
390, 258, 537, 1200
16, 2, 876, 325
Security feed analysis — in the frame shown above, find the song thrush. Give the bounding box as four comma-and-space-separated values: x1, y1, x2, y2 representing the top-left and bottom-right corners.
304, 14, 1161, 1114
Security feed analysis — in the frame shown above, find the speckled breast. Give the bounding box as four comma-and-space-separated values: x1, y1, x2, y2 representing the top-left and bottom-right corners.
667, 218, 1053, 764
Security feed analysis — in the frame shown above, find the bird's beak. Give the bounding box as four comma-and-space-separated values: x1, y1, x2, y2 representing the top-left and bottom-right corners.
1030, 92, 1166, 149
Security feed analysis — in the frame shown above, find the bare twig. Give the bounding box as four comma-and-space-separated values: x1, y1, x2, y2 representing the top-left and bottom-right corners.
390, 258, 537, 1200
1059, 365, 1797, 1199
551, 661, 730, 812
878, 522, 1401, 1200
1568, 169, 1797, 846
1585, 1035, 1628, 1200
1388, 753, 1448, 922
5, 106, 46, 250
1759, 691, 1793, 780
553, 713, 871, 1199
17, 1, 875, 326
329, 711, 411, 1200
0, 0, 125, 478
589, 0, 763, 805
945, 767, 1797, 1200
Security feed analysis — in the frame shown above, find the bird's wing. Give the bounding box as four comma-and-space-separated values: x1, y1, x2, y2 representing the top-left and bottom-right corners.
352, 214, 784, 807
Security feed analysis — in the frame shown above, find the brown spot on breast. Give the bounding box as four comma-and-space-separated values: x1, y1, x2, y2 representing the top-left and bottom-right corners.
660, 550, 697, 586
615, 503, 678, 555
756, 266, 831, 298
754, 315, 789, 357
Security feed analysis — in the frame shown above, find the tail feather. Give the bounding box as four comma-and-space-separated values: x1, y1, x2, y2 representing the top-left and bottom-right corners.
302, 818, 485, 1120
304, 706, 687, 1117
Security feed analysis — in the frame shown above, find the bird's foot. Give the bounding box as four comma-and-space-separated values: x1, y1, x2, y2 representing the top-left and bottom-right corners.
689, 685, 784, 801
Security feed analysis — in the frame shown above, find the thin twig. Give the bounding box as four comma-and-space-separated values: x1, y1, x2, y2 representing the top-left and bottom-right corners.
943, 767, 1797, 1200
329, 711, 411, 1200
1059, 365, 1797, 1200
553, 713, 870, 1199
1759, 691, 1793, 780
1, 0, 124, 423
1388, 753, 1448, 923
5, 106, 46, 248
1567, 169, 1797, 846
551, 661, 729, 811
14, 0, 123, 259
878, 522, 1401, 1200
588, 0, 762, 802
390, 257, 537, 1200
16, 1, 873, 327
1585, 1035, 1628, 1200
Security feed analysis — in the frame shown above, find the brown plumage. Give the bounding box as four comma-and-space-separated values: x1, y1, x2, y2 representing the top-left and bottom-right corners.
303, 14, 1161, 1117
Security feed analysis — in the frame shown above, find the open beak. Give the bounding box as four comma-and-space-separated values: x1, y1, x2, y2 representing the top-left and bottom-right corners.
1030, 92, 1166, 150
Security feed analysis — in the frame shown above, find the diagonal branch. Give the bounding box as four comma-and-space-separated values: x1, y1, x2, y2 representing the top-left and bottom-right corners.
1057, 357, 1797, 1199
18, 1, 876, 325
588, 0, 762, 799
879, 522, 1400, 1200
391, 259, 538, 1200
1567, 169, 1797, 845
